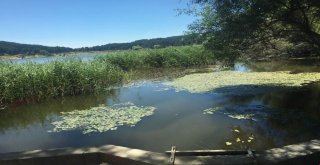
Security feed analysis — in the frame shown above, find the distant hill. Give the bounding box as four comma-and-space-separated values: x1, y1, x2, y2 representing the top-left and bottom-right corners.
0, 35, 199, 56
0, 41, 73, 56
75, 35, 199, 51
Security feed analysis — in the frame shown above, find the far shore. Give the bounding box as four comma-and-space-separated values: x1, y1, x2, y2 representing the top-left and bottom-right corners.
0, 50, 120, 60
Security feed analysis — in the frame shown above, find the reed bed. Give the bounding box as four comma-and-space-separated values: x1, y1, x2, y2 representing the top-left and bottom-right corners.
0, 60, 124, 105
0, 45, 214, 106
96, 45, 214, 70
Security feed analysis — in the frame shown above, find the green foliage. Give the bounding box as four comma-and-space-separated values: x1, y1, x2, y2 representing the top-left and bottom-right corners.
97, 45, 215, 69
187, 0, 320, 61
0, 45, 214, 105
153, 44, 162, 49
0, 35, 199, 56
0, 60, 124, 105
132, 45, 143, 50
76, 35, 198, 51
0, 41, 72, 55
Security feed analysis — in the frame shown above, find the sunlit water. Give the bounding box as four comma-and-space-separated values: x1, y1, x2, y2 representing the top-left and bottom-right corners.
0, 53, 106, 64
0, 59, 319, 153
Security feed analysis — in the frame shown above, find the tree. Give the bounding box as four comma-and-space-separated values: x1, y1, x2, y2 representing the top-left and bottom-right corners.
187, 0, 320, 62
132, 45, 143, 50
153, 45, 162, 49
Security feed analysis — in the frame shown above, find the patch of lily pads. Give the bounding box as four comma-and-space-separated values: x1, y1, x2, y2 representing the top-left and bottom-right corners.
203, 104, 272, 121
49, 102, 155, 134
164, 71, 320, 94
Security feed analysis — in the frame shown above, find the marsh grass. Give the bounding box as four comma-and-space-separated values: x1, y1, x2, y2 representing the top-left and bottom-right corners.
96, 45, 215, 70
0, 45, 214, 106
0, 60, 124, 105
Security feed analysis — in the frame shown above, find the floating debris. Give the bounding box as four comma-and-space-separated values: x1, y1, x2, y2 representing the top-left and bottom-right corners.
236, 138, 241, 142
49, 102, 155, 134
225, 142, 232, 146
234, 129, 240, 133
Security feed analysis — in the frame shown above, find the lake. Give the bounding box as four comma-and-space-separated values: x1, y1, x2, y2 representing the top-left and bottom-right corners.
0, 53, 107, 64
0, 59, 319, 153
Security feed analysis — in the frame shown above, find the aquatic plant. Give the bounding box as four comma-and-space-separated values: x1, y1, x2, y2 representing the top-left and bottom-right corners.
165, 71, 320, 94
203, 107, 223, 114
227, 114, 255, 120
0, 60, 124, 105
96, 45, 215, 70
49, 102, 155, 134
203, 106, 257, 120
0, 45, 215, 106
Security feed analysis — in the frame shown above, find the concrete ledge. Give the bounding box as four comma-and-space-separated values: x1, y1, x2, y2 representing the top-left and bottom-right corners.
0, 139, 319, 165
257, 139, 320, 165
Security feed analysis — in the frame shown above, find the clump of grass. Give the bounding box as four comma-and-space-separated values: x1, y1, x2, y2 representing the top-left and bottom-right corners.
0, 60, 124, 105
0, 45, 214, 106
97, 45, 215, 70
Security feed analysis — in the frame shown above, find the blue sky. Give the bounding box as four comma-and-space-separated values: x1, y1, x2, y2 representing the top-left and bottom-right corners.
0, 0, 196, 48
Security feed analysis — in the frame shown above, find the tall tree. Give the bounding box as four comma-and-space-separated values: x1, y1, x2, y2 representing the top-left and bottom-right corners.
187, 0, 320, 62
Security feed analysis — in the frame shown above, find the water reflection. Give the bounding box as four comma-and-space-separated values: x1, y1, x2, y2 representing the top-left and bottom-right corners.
0, 60, 319, 153
0, 89, 119, 132
218, 82, 320, 148
239, 59, 320, 72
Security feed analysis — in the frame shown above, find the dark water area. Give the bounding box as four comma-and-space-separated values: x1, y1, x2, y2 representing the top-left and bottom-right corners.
0, 60, 319, 153
0, 53, 106, 64
236, 58, 320, 73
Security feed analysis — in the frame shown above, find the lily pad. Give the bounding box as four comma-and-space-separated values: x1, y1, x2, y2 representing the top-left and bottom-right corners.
49, 102, 155, 134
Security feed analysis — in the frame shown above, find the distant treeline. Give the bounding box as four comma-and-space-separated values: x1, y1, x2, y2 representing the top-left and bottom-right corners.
75, 35, 199, 51
0, 41, 73, 56
0, 35, 199, 56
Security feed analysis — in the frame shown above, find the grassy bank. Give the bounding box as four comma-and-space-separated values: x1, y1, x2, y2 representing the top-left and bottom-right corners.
0, 45, 214, 106
97, 45, 214, 70
0, 60, 124, 105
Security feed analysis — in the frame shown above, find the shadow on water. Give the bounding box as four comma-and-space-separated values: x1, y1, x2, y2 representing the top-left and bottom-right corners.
240, 59, 320, 73
208, 81, 320, 150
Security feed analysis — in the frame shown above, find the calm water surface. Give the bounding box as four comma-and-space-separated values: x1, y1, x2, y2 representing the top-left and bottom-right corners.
0, 53, 106, 64
0, 59, 319, 153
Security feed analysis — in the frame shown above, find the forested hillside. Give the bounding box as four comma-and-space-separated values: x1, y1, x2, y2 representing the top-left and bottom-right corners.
75, 35, 198, 51
0, 35, 198, 56
0, 41, 72, 56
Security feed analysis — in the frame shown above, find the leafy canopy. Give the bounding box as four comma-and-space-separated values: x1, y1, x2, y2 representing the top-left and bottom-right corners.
187, 0, 320, 61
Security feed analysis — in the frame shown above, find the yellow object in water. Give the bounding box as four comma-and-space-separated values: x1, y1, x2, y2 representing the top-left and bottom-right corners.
225, 142, 232, 146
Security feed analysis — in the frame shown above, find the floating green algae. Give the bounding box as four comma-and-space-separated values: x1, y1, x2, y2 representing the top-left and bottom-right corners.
203, 107, 224, 114
165, 71, 320, 94
49, 102, 155, 134
203, 105, 270, 121
227, 114, 255, 120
